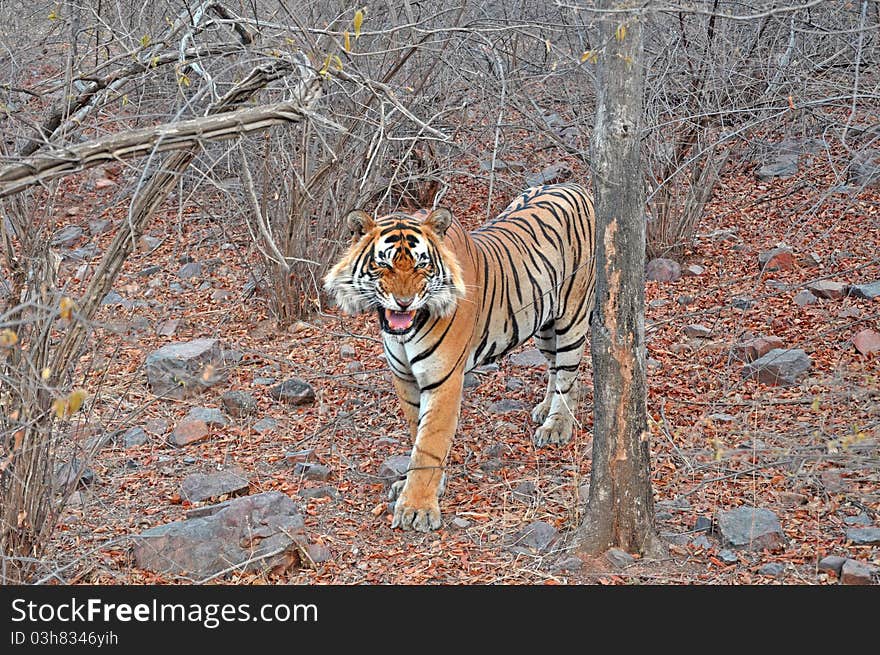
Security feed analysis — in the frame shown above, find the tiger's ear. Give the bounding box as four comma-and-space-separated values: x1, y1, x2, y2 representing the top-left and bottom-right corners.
424, 207, 453, 239
345, 210, 375, 238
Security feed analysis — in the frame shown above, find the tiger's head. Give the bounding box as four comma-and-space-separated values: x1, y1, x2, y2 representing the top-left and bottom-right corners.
324, 207, 466, 337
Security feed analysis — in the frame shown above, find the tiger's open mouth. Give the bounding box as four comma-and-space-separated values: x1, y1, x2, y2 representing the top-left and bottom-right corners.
379, 308, 421, 335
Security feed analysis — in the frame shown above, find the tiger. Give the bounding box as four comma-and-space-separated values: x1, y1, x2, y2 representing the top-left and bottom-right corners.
324, 182, 596, 532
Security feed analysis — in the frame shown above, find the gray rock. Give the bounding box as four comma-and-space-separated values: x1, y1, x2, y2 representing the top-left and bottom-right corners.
145, 338, 223, 399
683, 324, 712, 339
479, 457, 502, 472
848, 149, 880, 188
843, 514, 871, 526
185, 407, 228, 427
719, 549, 739, 564
806, 280, 847, 300
505, 377, 524, 391
694, 516, 713, 532
67, 244, 100, 261
269, 378, 316, 406
178, 262, 202, 280
510, 520, 557, 553
742, 348, 811, 386
51, 225, 84, 247
156, 319, 181, 337
758, 562, 784, 576
840, 559, 876, 585
484, 443, 508, 458
292, 462, 331, 481
731, 296, 754, 310
848, 281, 880, 300
846, 527, 880, 545
605, 547, 635, 568
682, 264, 705, 277
252, 417, 277, 433
488, 399, 524, 414
717, 507, 786, 551
54, 459, 95, 489
474, 363, 500, 373
88, 219, 112, 236
550, 556, 584, 572
298, 486, 337, 500
122, 426, 148, 447
817, 555, 847, 575
793, 289, 818, 306
221, 390, 257, 417
339, 344, 356, 359
452, 517, 471, 529
480, 159, 526, 172
144, 419, 168, 436
646, 258, 681, 282
378, 455, 411, 484
102, 290, 132, 308
756, 153, 799, 180
463, 372, 480, 388
180, 468, 250, 503
691, 534, 711, 549
510, 348, 546, 368
222, 349, 244, 364
139, 235, 162, 252
708, 413, 737, 423
525, 163, 571, 187
132, 491, 308, 578
512, 480, 536, 503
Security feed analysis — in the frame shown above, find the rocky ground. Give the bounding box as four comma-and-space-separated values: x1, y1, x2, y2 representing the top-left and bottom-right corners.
30, 126, 880, 586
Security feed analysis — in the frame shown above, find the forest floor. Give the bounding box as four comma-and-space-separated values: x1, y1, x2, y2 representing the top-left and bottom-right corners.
37, 119, 880, 586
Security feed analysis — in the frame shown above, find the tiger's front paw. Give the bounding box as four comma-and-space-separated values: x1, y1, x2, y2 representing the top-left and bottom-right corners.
532, 414, 573, 447
531, 398, 552, 425
391, 491, 442, 532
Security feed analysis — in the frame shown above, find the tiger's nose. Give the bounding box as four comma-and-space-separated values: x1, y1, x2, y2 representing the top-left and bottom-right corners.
394, 295, 414, 309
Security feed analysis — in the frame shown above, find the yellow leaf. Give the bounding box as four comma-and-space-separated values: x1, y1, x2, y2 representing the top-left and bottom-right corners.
353, 9, 364, 39
122, 94, 129, 106
545, 39, 551, 54
140, 34, 150, 47
51, 398, 67, 419
319, 54, 332, 77
52, 389, 87, 418
67, 389, 86, 414
41, 367, 52, 381
331, 54, 343, 71
344, 30, 351, 52
580, 50, 598, 64
615, 24, 627, 42
0, 328, 18, 347
811, 396, 820, 412
60, 296, 74, 320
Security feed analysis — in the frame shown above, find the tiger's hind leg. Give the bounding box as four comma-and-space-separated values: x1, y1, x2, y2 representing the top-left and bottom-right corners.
532, 329, 586, 448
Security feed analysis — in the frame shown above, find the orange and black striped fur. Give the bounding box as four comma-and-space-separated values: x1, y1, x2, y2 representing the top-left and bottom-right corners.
324, 183, 596, 532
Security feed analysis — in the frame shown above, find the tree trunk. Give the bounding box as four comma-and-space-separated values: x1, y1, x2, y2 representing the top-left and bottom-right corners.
577, 3, 666, 559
